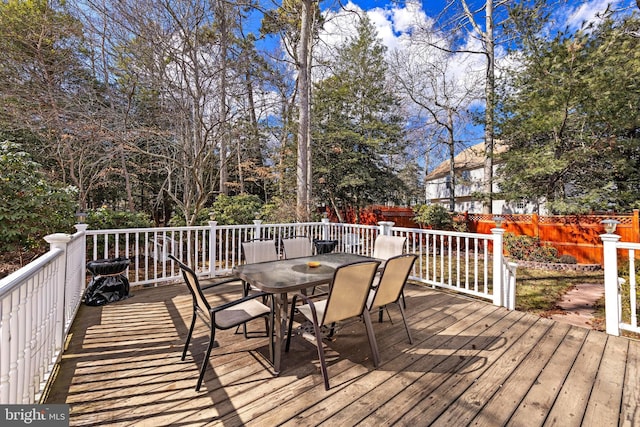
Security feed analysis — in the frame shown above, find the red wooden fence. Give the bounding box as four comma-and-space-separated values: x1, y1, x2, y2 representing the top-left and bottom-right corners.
357, 206, 637, 265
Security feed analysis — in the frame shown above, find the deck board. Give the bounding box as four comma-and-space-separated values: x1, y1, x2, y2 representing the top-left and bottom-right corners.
44, 281, 639, 426
468, 321, 572, 426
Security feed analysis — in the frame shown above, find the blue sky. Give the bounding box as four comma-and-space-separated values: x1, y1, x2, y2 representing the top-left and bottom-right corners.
256, 1, 638, 171
327, 0, 638, 37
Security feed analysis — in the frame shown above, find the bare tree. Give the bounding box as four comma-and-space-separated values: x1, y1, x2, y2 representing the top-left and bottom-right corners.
459, 0, 498, 213
409, 0, 505, 213
391, 39, 482, 211
296, 0, 315, 221
261, 0, 323, 221
0, 0, 121, 211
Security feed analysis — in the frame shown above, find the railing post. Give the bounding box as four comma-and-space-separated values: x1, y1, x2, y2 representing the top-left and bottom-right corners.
378, 221, 395, 236
491, 227, 505, 307
43, 233, 72, 357
321, 217, 330, 240
208, 220, 218, 278
253, 219, 263, 240
601, 233, 621, 336
504, 261, 518, 310
74, 223, 88, 292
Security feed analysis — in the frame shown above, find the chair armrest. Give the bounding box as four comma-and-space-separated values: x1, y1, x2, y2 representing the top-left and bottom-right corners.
210, 291, 271, 314
201, 277, 242, 291
290, 292, 323, 325
291, 292, 327, 305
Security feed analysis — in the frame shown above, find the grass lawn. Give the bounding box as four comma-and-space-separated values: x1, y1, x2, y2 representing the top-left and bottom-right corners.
418, 254, 606, 326
515, 266, 605, 326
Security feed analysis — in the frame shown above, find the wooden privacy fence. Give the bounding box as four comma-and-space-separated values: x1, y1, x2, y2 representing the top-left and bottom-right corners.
362, 206, 637, 266
463, 212, 638, 265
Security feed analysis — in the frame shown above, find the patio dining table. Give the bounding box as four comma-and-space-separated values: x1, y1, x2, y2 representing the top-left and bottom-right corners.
233, 252, 376, 373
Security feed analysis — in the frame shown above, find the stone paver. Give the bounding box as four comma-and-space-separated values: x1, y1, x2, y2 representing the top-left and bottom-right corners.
550, 282, 604, 329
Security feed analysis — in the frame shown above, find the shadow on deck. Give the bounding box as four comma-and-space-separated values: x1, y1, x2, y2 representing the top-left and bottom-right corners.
44, 281, 639, 426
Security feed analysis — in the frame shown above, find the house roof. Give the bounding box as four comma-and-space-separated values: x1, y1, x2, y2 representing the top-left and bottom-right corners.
426, 141, 508, 180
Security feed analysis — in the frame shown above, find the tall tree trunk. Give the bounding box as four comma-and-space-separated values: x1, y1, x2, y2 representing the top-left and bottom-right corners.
483, 0, 495, 214
296, 0, 313, 221
461, 0, 495, 214
447, 109, 456, 212
217, 0, 229, 195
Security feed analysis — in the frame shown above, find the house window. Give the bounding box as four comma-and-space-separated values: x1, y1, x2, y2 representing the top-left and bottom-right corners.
516, 199, 527, 210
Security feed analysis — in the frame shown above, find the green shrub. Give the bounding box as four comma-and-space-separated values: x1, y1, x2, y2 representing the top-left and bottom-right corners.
208, 194, 264, 225
0, 141, 77, 253
504, 233, 558, 262
413, 204, 453, 230
261, 197, 297, 223
87, 207, 152, 230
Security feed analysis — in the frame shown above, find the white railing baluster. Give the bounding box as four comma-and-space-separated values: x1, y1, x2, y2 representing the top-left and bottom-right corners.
0, 231, 85, 404
630, 250, 637, 329
2, 219, 523, 402
1, 293, 12, 403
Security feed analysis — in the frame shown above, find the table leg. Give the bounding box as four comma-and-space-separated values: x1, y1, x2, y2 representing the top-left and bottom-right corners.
272, 292, 288, 374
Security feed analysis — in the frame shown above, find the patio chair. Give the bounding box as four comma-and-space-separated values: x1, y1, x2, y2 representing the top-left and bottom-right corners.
282, 236, 312, 259
169, 255, 273, 391
241, 239, 279, 295
366, 254, 417, 344
283, 236, 322, 293
285, 260, 381, 390
242, 239, 279, 264
373, 235, 408, 308
372, 235, 406, 260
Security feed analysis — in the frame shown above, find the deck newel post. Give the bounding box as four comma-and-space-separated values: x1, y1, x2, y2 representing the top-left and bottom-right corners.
43, 233, 73, 356
601, 233, 621, 336
321, 217, 330, 240
378, 221, 394, 236
491, 227, 505, 307
74, 223, 88, 293
253, 219, 263, 240
208, 220, 218, 278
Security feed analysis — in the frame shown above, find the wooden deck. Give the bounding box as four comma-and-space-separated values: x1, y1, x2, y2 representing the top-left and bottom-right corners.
45, 280, 639, 426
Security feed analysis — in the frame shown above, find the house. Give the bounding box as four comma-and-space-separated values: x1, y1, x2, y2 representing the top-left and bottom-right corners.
424, 141, 547, 214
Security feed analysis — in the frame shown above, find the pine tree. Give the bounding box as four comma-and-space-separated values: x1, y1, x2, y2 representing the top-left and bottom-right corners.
311, 16, 407, 222
497, 14, 640, 213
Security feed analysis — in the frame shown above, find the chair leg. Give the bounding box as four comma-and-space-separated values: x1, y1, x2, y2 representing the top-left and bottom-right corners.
397, 302, 413, 344
362, 310, 380, 368
195, 326, 216, 392
312, 320, 330, 391
327, 322, 336, 338
401, 290, 406, 309
182, 310, 197, 360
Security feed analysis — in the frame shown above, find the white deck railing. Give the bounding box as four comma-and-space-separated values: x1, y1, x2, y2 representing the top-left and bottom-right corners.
602, 233, 640, 336
1, 219, 513, 404
0, 226, 86, 404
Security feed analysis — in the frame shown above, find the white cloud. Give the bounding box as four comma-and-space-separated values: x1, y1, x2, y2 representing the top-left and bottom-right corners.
318, 1, 434, 58
562, 0, 622, 31
390, 0, 432, 33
